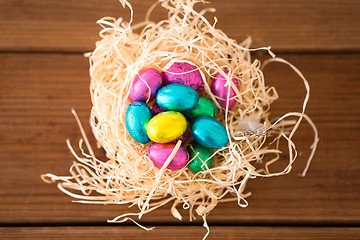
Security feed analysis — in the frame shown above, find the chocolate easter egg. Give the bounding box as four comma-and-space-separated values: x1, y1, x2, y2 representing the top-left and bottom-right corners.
156, 84, 199, 112
187, 141, 214, 173
163, 61, 204, 92
125, 102, 152, 143
146, 111, 187, 143
184, 97, 218, 120
129, 68, 163, 102
146, 143, 189, 170
191, 117, 229, 149
211, 71, 239, 109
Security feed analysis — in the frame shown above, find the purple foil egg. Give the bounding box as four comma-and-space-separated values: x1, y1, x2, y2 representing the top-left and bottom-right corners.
150, 102, 165, 115
129, 68, 163, 102
163, 62, 204, 92
211, 71, 239, 109
146, 143, 189, 170
172, 124, 191, 143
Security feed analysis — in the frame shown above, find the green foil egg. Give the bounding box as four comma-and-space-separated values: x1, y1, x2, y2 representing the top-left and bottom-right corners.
147, 111, 187, 143
184, 96, 218, 120
187, 141, 214, 173
156, 84, 199, 112
125, 102, 152, 144
191, 117, 229, 149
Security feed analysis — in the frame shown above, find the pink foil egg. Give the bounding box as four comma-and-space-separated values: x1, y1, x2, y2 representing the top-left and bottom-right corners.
129, 68, 163, 102
146, 143, 189, 170
163, 61, 204, 92
211, 71, 239, 109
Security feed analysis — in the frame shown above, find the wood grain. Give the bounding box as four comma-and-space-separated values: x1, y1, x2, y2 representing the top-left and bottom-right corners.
1, 53, 359, 225
0, 0, 359, 52
1, 226, 360, 239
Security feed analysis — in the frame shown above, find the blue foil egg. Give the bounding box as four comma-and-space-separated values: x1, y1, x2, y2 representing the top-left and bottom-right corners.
156, 84, 199, 112
125, 102, 152, 143
191, 117, 229, 149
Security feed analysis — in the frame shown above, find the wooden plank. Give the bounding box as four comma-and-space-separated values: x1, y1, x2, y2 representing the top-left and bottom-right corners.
0, 53, 359, 225
1, 226, 360, 239
0, 0, 359, 52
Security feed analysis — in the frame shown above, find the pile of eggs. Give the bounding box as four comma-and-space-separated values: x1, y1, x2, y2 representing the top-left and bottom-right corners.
125, 62, 238, 173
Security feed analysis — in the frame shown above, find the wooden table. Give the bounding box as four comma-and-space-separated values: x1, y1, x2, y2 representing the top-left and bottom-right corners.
1, 0, 359, 239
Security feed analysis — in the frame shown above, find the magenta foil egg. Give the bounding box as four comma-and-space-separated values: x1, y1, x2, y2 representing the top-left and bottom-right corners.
146, 143, 189, 170
163, 62, 204, 92
211, 71, 239, 109
129, 68, 163, 102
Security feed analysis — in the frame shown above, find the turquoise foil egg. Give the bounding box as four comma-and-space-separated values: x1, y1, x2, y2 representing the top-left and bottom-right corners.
156, 84, 199, 112
125, 102, 152, 144
191, 117, 229, 149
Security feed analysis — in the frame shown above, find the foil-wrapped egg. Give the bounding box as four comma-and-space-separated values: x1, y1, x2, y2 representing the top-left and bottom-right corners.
163, 61, 204, 92
187, 141, 214, 173
191, 117, 229, 149
156, 84, 199, 112
211, 71, 239, 109
129, 68, 163, 102
184, 96, 218, 120
125, 102, 152, 144
146, 143, 189, 170
146, 111, 187, 143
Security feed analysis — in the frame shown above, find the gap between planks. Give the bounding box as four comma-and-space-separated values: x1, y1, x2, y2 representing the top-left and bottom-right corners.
0, 226, 360, 240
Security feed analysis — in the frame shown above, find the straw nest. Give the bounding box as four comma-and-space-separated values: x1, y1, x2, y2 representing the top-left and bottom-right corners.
42, 0, 319, 235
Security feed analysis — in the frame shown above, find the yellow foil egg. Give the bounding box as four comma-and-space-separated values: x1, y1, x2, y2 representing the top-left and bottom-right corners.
147, 111, 187, 143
